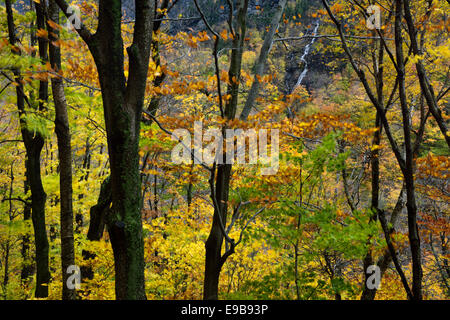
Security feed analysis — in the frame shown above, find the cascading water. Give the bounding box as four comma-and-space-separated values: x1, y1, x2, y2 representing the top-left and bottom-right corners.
292, 20, 321, 90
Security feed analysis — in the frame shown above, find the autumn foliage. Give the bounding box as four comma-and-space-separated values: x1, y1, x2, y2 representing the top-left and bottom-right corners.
0, 0, 448, 300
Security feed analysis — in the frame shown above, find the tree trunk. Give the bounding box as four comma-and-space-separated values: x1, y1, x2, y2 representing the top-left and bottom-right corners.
5, 0, 51, 298
47, 2, 76, 300
204, 163, 233, 300
395, 0, 422, 300
56, 0, 154, 300
202, 0, 249, 299
20, 181, 34, 284
240, 0, 288, 120
27, 139, 51, 298
362, 40, 384, 300
3, 240, 10, 298
202, 0, 287, 299
95, 41, 146, 300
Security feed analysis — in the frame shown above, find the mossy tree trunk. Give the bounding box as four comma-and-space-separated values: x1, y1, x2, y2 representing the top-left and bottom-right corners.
5, 0, 51, 298
56, 0, 154, 299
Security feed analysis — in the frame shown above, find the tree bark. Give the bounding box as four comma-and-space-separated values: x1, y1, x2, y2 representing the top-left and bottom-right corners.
20, 180, 34, 284
240, 0, 288, 120
56, 0, 154, 299
395, 0, 422, 300
47, 2, 76, 300
362, 39, 384, 300
5, 0, 51, 298
202, 0, 249, 300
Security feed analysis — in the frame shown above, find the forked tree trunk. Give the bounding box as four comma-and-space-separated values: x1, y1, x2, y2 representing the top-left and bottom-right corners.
202, 0, 249, 299
56, 0, 154, 299
202, 0, 287, 300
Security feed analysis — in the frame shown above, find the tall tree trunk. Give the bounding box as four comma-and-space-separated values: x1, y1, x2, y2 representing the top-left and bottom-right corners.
361, 39, 384, 300
202, 0, 249, 300
47, 2, 76, 300
56, 0, 154, 299
240, 0, 288, 120
20, 0, 36, 286
202, 0, 287, 299
395, 0, 422, 300
5, 0, 51, 298
3, 240, 10, 298
27, 134, 50, 298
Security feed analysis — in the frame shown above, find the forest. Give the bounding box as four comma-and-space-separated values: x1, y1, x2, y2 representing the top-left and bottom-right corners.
0, 0, 448, 301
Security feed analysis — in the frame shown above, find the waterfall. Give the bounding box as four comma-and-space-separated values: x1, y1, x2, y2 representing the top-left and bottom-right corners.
293, 20, 321, 91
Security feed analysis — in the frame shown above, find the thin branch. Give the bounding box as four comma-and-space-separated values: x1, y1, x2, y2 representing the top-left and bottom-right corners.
378, 208, 414, 300
225, 0, 235, 38
54, 0, 94, 44
0, 139, 22, 145
192, 0, 219, 38
274, 34, 394, 42
321, 0, 406, 175
2, 197, 30, 205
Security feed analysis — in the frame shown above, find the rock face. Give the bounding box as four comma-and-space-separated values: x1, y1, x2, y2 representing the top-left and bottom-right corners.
301, 48, 345, 91
43, 0, 342, 95
292, 20, 321, 91
283, 20, 346, 94
283, 31, 328, 93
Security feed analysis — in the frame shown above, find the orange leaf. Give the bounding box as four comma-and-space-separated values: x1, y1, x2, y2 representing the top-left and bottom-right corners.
47, 19, 62, 31
220, 29, 228, 40
36, 28, 48, 39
